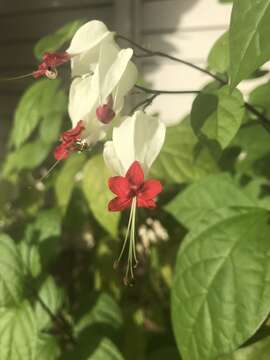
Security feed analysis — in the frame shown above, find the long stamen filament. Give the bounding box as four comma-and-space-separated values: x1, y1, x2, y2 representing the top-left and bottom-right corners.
114, 198, 138, 285
0, 73, 33, 82
114, 199, 135, 267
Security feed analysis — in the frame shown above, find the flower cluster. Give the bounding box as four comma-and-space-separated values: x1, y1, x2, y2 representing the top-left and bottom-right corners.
33, 20, 167, 283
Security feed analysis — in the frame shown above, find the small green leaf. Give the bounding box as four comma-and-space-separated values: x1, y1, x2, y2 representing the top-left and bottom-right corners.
229, 0, 270, 88
0, 301, 38, 360
208, 31, 229, 73
34, 209, 62, 242
88, 338, 124, 360
10, 79, 61, 149
75, 292, 123, 334
150, 118, 218, 184
34, 19, 85, 60
19, 242, 41, 278
35, 276, 64, 330
0, 234, 25, 306
172, 209, 270, 360
82, 155, 120, 237
249, 81, 270, 118
165, 173, 258, 229
55, 154, 87, 213
191, 85, 245, 149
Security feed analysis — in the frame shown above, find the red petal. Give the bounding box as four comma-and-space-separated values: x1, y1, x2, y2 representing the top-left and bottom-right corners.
54, 144, 69, 160
140, 179, 163, 199
108, 176, 131, 197
126, 161, 144, 187
137, 198, 156, 209
108, 197, 132, 212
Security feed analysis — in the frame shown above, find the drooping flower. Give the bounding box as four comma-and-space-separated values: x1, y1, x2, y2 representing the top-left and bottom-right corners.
67, 42, 137, 150
54, 120, 85, 160
103, 111, 166, 284
33, 20, 114, 79
33, 52, 70, 79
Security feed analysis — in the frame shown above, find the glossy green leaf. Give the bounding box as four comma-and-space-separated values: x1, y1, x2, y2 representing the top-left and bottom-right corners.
191, 85, 245, 149
165, 173, 258, 229
172, 209, 270, 360
151, 118, 218, 183
82, 155, 120, 237
34, 19, 85, 60
55, 154, 87, 212
0, 301, 38, 360
249, 81, 270, 118
10, 79, 61, 149
222, 336, 270, 360
0, 234, 25, 306
229, 0, 270, 88
208, 31, 229, 73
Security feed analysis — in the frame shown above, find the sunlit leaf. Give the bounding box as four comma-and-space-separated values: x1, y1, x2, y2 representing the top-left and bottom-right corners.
172, 209, 270, 360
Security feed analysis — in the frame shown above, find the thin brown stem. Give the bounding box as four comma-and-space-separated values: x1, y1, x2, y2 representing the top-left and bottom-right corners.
117, 34, 270, 132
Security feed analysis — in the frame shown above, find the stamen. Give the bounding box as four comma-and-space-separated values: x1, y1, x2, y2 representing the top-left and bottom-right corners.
114, 198, 138, 286
0, 73, 33, 82
38, 160, 61, 183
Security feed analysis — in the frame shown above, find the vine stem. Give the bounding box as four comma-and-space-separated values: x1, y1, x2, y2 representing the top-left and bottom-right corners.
117, 34, 270, 131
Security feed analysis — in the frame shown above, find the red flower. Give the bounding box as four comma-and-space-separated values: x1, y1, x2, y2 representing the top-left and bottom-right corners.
108, 161, 162, 212
54, 120, 85, 160
33, 52, 70, 79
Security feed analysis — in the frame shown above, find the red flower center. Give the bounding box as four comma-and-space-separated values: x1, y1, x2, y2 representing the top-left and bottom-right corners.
54, 120, 85, 161
33, 52, 70, 79
108, 161, 163, 212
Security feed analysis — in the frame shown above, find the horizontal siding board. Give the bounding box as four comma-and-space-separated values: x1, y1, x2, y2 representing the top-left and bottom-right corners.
0, 0, 112, 15
0, 8, 113, 41
143, 0, 231, 31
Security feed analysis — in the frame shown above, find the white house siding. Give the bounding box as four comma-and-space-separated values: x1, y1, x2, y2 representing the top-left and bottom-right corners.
141, 0, 232, 125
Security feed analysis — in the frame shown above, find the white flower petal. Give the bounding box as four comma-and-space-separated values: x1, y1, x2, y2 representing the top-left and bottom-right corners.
66, 20, 111, 56
99, 45, 134, 103
113, 61, 138, 112
103, 141, 125, 175
112, 111, 166, 175
68, 73, 98, 127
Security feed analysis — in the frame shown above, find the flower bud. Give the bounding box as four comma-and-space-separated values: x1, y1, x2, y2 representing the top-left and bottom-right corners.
96, 104, 115, 124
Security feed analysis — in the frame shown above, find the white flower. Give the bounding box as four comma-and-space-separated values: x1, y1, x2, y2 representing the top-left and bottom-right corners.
103, 110, 166, 176
66, 20, 115, 77
68, 42, 137, 146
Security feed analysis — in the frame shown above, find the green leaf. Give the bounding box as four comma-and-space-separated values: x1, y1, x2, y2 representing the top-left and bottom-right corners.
34, 209, 62, 242
35, 276, 64, 330
82, 155, 120, 237
208, 31, 229, 73
87, 338, 124, 360
19, 242, 41, 278
37, 335, 61, 360
191, 85, 245, 149
34, 19, 85, 60
39, 90, 67, 144
150, 118, 218, 183
10, 79, 61, 149
55, 154, 87, 213
75, 292, 123, 334
0, 234, 25, 306
229, 0, 270, 88
3, 139, 51, 177
249, 81, 270, 118
0, 301, 38, 360
165, 173, 258, 229
172, 209, 270, 360
222, 336, 270, 360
